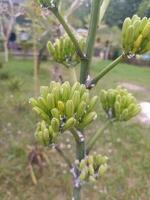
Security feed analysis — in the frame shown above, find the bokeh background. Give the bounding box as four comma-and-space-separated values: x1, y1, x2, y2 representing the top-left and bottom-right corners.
0, 0, 150, 199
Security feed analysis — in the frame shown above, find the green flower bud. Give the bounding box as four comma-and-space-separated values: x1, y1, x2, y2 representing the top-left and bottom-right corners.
122, 15, 150, 55
79, 170, 87, 181
79, 112, 97, 129
76, 101, 86, 119
40, 86, 49, 99
87, 96, 98, 113
71, 91, 80, 110
51, 118, 60, 132
88, 165, 94, 176
79, 159, 86, 170
29, 98, 38, 107
57, 101, 65, 114
87, 155, 94, 165
47, 36, 85, 66
100, 87, 140, 121
89, 176, 96, 183
30, 81, 98, 146
51, 108, 60, 119
98, 164, 108, 177
63, 117, 76, 130
47, 93, 55, 109
65, 100, 74, 118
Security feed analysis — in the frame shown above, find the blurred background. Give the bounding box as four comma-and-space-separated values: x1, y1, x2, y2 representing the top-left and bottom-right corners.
0, 0, 150, 199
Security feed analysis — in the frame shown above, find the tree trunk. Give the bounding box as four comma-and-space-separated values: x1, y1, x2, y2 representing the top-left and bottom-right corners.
33, 44, 40, 96
3, 40, 9, 63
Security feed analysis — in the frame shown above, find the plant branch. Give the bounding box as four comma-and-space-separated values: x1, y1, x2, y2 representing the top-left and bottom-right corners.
53, 11, 85, 59
80, 0, 101, 84
73, 187, 81, 200
70, 128, 85, 200
54, 144, 72, 168
90, 54, 124, 87
70, 128, 85, 162
86, 121, 110, 154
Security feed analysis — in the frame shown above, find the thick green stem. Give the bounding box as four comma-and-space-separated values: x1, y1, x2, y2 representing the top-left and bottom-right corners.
72, 140, 84, 200
86, 121, 110, 154
71, 128, 85, 161
73, 187, 81, 200
80, 0, 101, 84
71, 128, 85, 200
90, 55, 124, 86
76, 139, 85, 163
54, 11, 85, 59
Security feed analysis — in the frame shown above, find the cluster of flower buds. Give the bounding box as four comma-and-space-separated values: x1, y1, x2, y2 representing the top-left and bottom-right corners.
122, 15, 150, 55
47, 36, 85, 67
100, 87, 141, 121
30, 81, 98, 145
79, 154, 108, 183
37, 0, 60, 11
35, 120, 58, 145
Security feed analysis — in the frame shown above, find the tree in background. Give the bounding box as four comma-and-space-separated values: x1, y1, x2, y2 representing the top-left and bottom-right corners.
24, 0, 58, 95
105, 0, 142, 27
0, 0, 21, 62
138, 0, 150, 18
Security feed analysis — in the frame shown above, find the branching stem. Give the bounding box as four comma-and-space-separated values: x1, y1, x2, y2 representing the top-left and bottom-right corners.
86, 121, 110, 154
90, 55, 124, 87
53, 11, 85, 59
71, 128, 85, 200
80, 0, 101, 84
54, 144, 72, 168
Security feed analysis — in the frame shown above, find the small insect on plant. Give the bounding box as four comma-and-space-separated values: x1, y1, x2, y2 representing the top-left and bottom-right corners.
29, 0, 150, 199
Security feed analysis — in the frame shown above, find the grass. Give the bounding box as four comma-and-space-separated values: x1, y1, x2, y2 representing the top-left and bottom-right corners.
93, 59, 150, 87
0, 58, 150, 200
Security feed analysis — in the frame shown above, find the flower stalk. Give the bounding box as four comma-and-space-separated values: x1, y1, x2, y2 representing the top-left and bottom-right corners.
53, 11, 85, 59
86, 121, 110, 154
80, 0, 101, 84
90, 54, 124, 87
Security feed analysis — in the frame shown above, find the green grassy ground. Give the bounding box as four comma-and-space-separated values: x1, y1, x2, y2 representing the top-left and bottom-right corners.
0, 58, 150, 200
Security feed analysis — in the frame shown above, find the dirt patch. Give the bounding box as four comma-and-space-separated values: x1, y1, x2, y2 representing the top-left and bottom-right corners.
119, 82, 150, 125
138, 102, 150, 125
119, 82, 146, 92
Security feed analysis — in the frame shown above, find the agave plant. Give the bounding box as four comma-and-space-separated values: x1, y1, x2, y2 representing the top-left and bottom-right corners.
28, 1, 147, 199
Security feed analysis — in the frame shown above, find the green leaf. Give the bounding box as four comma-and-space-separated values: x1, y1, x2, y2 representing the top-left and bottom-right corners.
99, 0, 110, 23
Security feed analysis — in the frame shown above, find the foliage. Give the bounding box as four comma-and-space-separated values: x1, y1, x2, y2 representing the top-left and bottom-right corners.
122, 15, 150, 55
105, 0, 142, 27
8, 77, 23, 92
138, 0, 150, 18
0, 69, 10, 80
0, 0, 22, 62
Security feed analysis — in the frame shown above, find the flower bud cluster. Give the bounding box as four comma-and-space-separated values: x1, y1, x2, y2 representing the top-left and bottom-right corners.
100, 87, 141, 121
47, 36, 85, 66
30, 81, 98, 145
35, 120, 58, 145
79, 154, 108, 183
122, 15, 150, 55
